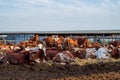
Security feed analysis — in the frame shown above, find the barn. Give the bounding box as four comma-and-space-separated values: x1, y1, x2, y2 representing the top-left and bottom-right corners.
0, 30, 120, 44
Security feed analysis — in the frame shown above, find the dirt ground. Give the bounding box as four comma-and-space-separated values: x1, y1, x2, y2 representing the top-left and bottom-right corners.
0, 58, 120, 80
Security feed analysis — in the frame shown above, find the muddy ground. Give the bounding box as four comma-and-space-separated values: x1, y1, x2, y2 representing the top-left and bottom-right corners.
0, 58, 120, 80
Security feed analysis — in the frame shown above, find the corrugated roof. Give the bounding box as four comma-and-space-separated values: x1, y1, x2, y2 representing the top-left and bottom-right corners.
0, 30, 120, 34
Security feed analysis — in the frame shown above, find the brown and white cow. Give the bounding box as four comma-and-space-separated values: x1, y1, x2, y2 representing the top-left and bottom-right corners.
0, 51, 30, 65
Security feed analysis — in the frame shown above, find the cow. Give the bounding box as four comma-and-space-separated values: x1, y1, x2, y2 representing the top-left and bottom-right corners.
85, 48, 96, 59
28, 47, 61, 63
95, 45, 111, 60
53, 51, 75, 64
43, 36, 65, 50
27, 46, 86, 65
64, 37, 78, 50
110, 40, 120, 47
43, 36, 54, 47
0, 43, 46, 65
0, 51, 30, 65
77, 37, 89, 48
108, 44, 120, 59
53, 49, 86, 64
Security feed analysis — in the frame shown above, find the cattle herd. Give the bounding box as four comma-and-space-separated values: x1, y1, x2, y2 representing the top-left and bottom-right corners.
0, 34, 120, 65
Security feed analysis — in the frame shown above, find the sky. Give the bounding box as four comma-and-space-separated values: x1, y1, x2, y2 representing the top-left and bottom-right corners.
0, 0, 120, 31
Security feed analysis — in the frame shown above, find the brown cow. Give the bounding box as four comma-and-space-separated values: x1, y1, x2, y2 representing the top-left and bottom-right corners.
64, 37, 78, 49
110, 40, 120, 47
43, 36, 54, 47
53, 51, 75, 64
54, 36, 65, 50
43, 36, 65, 50
29, 34, 40, 42
53, 49, 86, 64
107, 41, 120, 59
77, 37, 89, 48
0, 46, 41, 65
28, 47, 61, 63
108, 44, 120, 59
0, 51, 30, 65
28, 49, 48, 63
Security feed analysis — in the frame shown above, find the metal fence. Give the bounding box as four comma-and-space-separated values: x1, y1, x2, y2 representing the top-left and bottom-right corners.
0, 34, 120, 44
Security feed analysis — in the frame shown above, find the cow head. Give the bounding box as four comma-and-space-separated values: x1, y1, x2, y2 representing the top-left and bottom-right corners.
38, 43, 43, 49
29, 50, 40, 63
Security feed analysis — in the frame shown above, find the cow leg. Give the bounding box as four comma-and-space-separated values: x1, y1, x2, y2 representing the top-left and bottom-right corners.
42, 47, 48, 62
44, 56, 48, 61
0, 56, 8, 64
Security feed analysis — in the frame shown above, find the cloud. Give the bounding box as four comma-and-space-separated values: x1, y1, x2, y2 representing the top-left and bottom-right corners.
0, 0, 118, 17
0, 0, 120, 31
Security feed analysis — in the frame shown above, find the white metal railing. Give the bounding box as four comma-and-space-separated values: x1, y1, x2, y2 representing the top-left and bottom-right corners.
0, 36, 120, 44
0, 40, 24, 44
0, 40, 15, 44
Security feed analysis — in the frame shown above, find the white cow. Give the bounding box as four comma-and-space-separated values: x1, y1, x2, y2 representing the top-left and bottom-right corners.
95, 47, 111, 60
